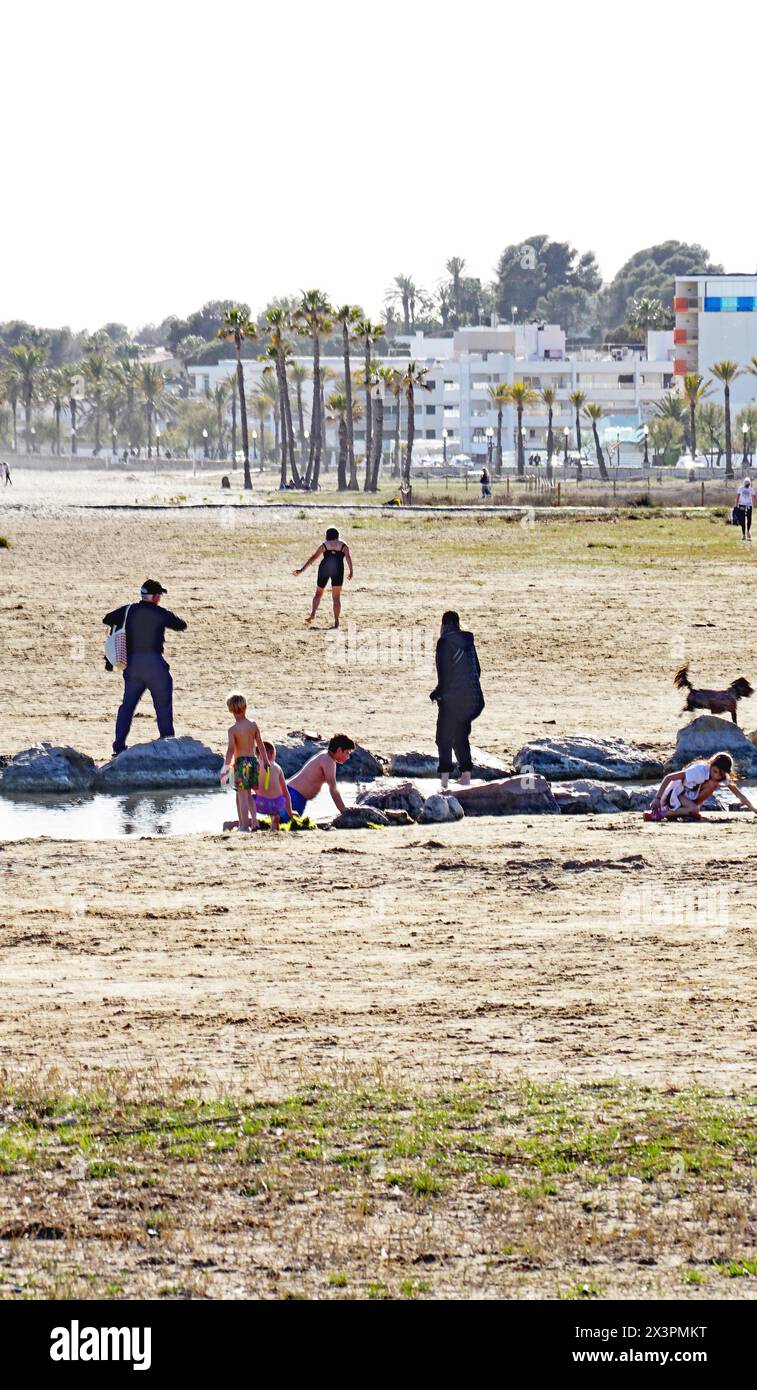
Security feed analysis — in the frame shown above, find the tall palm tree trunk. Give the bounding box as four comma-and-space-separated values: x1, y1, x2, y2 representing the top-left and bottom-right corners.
592, 423, 609, 481
69, 398, 77, 454
337, 417, 348, 490
24, 395, 32, 454
370, 392, 384, 491
392, 395, 401, 477
147, 402, 153, 459
342, 324, 356, 485
404, 383, 415, 482
689, 402, 697, 462
231, 387, 237, 466
362, 342, 373, 491
495, 407, 503, 476
295, 382, 305, 459
54, 405, 61, 456
94, 401, 101, 455
217, 401, 224, 459
724, 385, 733, 479
546, 407, 554, 481
236, 342, 252, 490
516, 406, 525, 477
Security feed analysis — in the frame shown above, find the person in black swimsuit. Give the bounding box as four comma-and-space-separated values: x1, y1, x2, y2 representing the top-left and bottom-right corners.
294, 526, 353, 628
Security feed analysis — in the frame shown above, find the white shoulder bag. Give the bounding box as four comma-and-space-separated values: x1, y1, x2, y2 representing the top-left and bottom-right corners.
104, 603, 132, 669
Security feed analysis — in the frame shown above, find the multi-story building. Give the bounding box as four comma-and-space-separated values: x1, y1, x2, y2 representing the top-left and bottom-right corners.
187, 323, 677, 463
674, 273, 757, 410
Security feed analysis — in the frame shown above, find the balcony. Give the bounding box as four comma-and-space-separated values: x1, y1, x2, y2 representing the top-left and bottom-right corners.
674, 296, 690, 313
673, 329, 687, 345
673, 359, 688, 376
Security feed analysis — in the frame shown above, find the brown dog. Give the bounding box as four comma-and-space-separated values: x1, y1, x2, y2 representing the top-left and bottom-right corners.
674, 664, 754, 724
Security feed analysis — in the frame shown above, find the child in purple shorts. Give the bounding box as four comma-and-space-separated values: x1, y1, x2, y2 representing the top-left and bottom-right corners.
254, 742, 293, 831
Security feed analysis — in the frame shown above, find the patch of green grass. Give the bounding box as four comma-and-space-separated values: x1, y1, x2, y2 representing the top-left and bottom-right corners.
681, 1268, 706, 1285
559, 1281, 604, 1300
713, 1258, 757, 1278
481, 1171, 511, 1189
400, 1279, 431, 1298
328, 1270, 347, 1287
88, 1160, 117, 1179
0, 536, 10, 549
367, 1280, 390, 1300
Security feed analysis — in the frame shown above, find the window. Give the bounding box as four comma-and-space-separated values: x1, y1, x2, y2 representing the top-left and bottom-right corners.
426, 429, 436, 439
426, 404, 436, 415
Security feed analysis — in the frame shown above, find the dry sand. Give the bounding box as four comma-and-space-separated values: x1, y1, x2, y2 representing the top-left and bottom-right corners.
1, 497, 756, 1092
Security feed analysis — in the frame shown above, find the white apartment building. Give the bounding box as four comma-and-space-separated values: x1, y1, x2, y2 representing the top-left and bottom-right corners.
187, 323, 677, 462
674, 273, 757, 410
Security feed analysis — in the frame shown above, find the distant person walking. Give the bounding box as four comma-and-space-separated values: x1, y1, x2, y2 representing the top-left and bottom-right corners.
480, 467, 491, 499
430, 610, 485, 791
735, 477, 755, 541
3, 461, 11, 485
103, 579, 187, 755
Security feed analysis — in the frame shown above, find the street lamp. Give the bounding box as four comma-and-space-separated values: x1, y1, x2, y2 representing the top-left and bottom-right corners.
521, 426, 528, 467
643, 426, 649, 466
202, 427, 209, 460
252, 429, 258, 462
112, 428, 118, 456
30, 426, 36, 454
71, 427, 77, 457
742, 422, 749, 466
512, 305, 518, 323
485, 425, 493, 465
442, 427, 448, 464
563, 426, 570, 466
156, 428, 161, 460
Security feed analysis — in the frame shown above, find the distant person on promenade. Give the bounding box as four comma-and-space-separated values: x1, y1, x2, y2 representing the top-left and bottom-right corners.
3, 461, 11, 485
294, 526, 353, 629
735, 477, 755, 541
103, 579, 187, 755
430, 611, 485, 792
480, 467, 491, 499
287, 735, 356, 818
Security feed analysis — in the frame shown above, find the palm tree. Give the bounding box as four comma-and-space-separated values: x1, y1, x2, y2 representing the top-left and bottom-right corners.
326, 391, 363, 492
583, 403, 610, 481
398, 362, 432, 482
696, 403, 725, 467
287, 361, 310, 463
7, 344, 47, 453
319, 364, 338, 476
540, 386, 557, 481
487, 382, 510, 476
355, 318, 384, 490
252, 390, 271, 466
366, 363, 385, 491
681, 373, 712, 463
333, 305, 362, 489
568, 389, 588, 481
711, 360, 743, 479
82, 352, 109, 455
44, 368, 74, 456
216, 307, 256, 489
294, 290, 332, 489
211, 378, 231, 459
139, 364, 168, 459
446, 256, 466, 324
1, 369, 20, 452
265, 307, 299, 486
510, 381, 539, 477
380, 367, 403, 478
104, 376, 125, 455
385, 274, 417, 333
110, 356, 142, 445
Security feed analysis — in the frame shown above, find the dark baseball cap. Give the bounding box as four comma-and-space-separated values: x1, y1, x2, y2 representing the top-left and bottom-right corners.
141, 579, 167, 595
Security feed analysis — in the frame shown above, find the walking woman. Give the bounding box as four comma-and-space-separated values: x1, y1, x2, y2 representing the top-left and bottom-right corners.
294, 526, 353, 629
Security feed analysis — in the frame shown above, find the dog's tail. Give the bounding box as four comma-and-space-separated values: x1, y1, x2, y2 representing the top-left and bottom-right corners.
673, 663, 692, 691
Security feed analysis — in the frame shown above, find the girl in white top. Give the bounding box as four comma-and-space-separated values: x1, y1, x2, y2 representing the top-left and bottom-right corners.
735, 478, 755, 540
647, 752, 757, 820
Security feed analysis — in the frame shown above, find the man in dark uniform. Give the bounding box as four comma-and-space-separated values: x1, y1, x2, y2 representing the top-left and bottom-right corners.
430, 610, 485, 791
103, 579, 187, 755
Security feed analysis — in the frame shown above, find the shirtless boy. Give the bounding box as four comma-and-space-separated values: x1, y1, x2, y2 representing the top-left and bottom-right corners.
287, 734, 356, 817
220, 693, 269, 831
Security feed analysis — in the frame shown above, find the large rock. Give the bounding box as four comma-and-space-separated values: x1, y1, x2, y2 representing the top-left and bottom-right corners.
97, 736, 223, 790
418, 793, 464, 823
389, 746, 511, 781
330, 805, 389, 830
0, 743, 97, 794
664, 716, 757, 777
454, 775, 560, 816
356, 781, 425, 820
513, 735, 663, 782
553, 780, 656, 815
277, 733, 386, 781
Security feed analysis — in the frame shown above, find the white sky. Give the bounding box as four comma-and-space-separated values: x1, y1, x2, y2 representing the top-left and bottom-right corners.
4, 0, 755, 332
